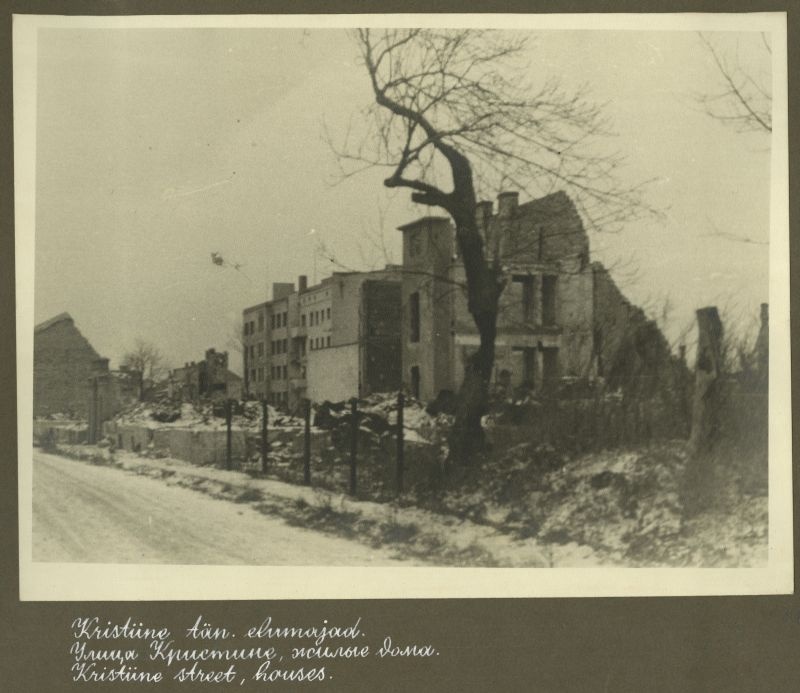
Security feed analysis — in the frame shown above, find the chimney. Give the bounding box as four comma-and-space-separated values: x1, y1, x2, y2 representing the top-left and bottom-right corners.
497, 191, 519, 218
679, 345, 686, 363
272, 282, 295, 300
298, 275, 308, 292
760, 302, 769, 326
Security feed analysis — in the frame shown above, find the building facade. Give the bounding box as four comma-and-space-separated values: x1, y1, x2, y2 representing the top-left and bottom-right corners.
242, 269, 403, 409
398, 191, 677, 401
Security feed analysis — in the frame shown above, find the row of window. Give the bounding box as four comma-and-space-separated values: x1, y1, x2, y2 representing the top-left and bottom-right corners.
271, 311, 288, 330
269, 392, 288, 405
247, 364, 307, 384
246, 309, 328, 337
244, 312, 269, 335
271, 365, 288, 380
302, 307, 331, 327
245, 335, 331, 363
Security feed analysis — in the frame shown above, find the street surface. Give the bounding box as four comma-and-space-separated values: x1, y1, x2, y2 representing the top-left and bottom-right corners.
32, 450, 412, 565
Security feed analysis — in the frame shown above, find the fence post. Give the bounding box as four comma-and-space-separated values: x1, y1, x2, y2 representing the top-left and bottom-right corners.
303, 398, 311, 486
349, 398, 358, 496
225, 399, 233, 471
396, 391, 405, 495
261, 398, 269, 474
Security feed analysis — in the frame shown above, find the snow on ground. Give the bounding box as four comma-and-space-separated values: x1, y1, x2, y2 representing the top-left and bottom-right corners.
110, 393, 449, 443
33, 449, 420, 566
53, 445, 589, 567
54, 435, 768, 569
92, 392, 768, 568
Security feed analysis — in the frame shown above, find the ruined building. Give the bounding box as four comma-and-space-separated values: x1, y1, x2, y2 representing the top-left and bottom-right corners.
169, 348, 242, 401
34, 313, 140, 437
398, 191, 680, 401
242, 268, 402, 409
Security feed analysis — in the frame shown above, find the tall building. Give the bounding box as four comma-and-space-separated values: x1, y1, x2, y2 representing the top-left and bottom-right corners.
242, 268, 402, 409
398, 191, 678, 401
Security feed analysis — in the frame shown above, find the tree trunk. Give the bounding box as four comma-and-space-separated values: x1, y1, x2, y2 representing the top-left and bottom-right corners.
689, 306, 724, 456
684, 306, 724, 514
447, 211, 503, 464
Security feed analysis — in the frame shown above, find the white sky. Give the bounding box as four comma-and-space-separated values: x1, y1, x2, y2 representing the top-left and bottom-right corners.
32, 27, 772, 372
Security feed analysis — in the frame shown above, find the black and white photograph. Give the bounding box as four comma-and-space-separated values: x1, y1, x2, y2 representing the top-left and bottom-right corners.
13, 13, 791, 600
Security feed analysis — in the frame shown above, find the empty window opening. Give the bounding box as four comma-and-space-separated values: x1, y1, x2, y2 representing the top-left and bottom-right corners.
410, 366, 421, 399
409, 292, 420, 343
542, 347, 559, 386
542, 276, 557, 327
512, 275, 535, 323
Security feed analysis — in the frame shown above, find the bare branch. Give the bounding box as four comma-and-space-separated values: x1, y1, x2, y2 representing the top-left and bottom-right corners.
696, 32, 772, 134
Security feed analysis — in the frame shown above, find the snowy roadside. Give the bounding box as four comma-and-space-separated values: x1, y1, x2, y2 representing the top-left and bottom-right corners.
51, 444, 602, 567
49, 436, 767, 569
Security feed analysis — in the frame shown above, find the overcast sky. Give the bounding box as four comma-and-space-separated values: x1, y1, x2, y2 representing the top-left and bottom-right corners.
32, 27, 772, 372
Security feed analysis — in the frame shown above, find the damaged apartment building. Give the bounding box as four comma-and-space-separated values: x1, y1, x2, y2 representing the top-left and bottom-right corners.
242, 268, 402, 409
398, 191, 679, 401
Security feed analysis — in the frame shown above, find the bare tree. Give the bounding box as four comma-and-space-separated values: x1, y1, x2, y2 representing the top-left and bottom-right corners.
696, 32, 772, 134
121, 339, 167, 384
338, 29, 651, 461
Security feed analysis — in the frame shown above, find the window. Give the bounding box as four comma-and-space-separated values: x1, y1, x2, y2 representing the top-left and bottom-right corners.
301, 314, 306, 327
409, 292, 420, 343
258, 342, 264, 357
249, 345, 255, 359
250, 369, 256, 382
410, 366, 420, 399
326, 336, 331, 348
542, 347, 559, 386
512, 275, 535, 323
257, 367, 264, 382
282, 339, 287, 353
409, 230, 422, 257
521, 347, 536, 388
258, 314, 264, 331
283, 311, 288, 326
542, 276, 557, 327
250, 321, 255, 334
282, 365, 287, 380
326, 307, 331, 321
